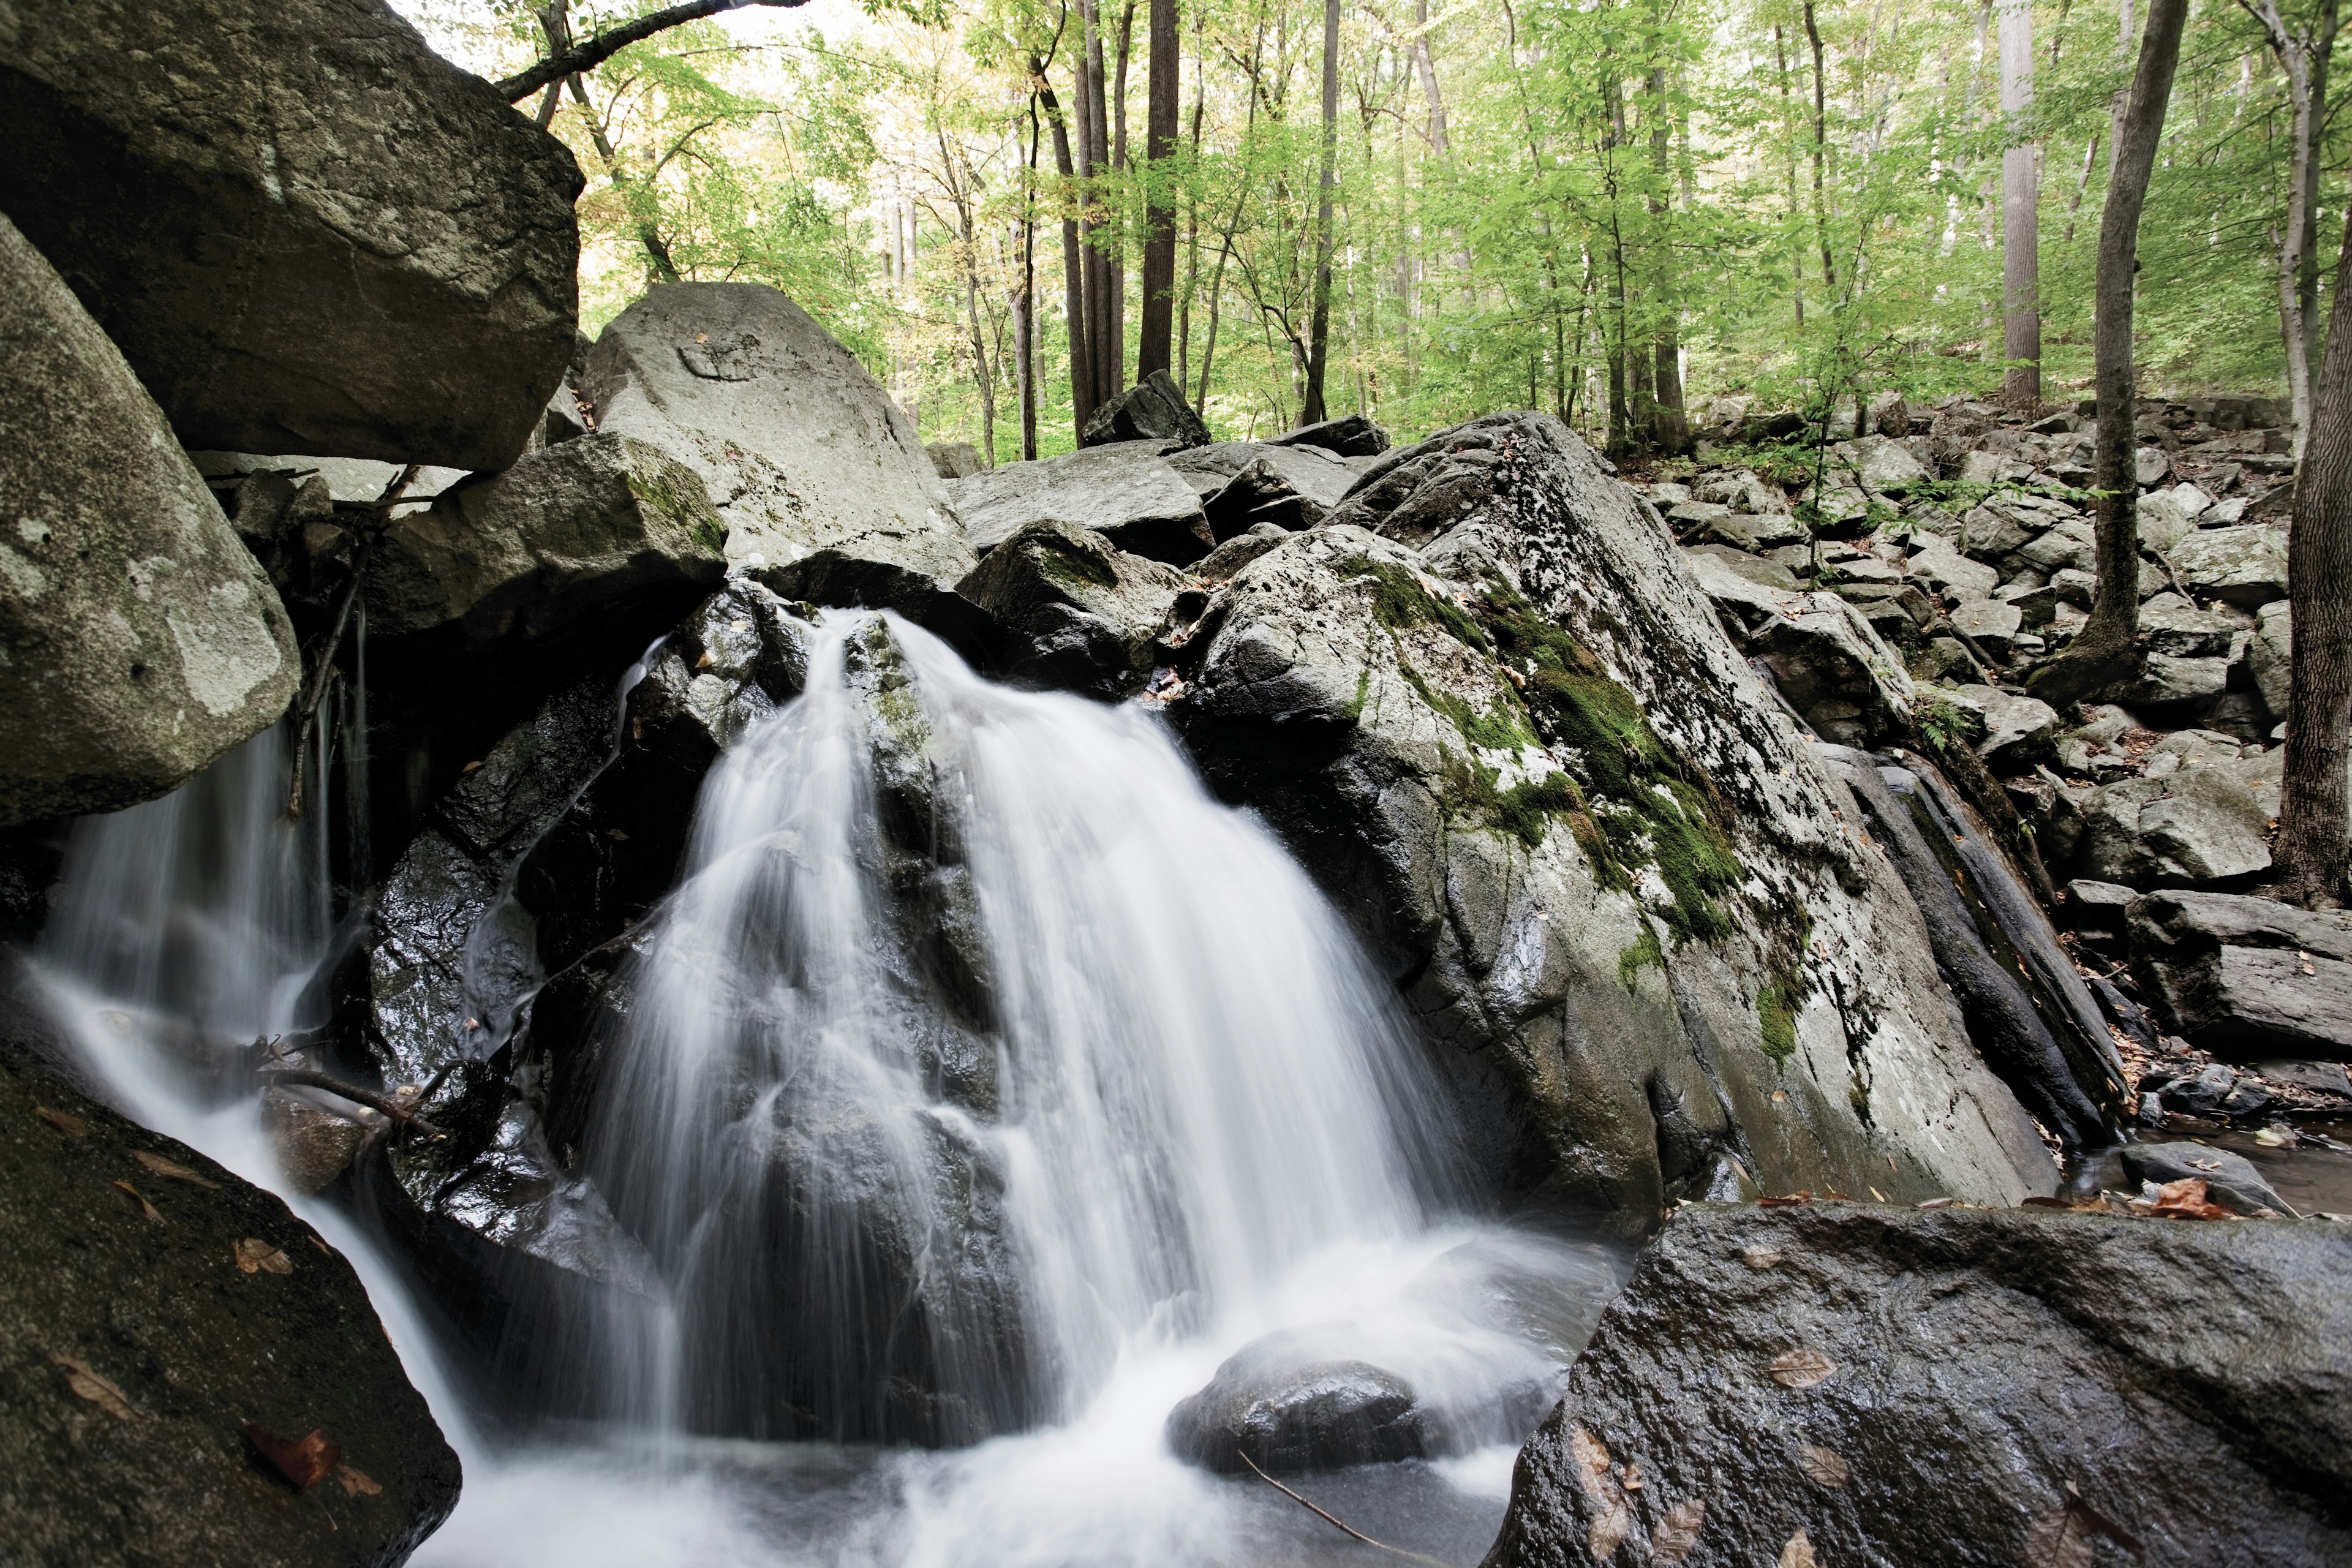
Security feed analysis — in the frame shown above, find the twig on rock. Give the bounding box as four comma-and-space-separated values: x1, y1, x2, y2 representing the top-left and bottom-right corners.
1236, 1453, 1453, 1566
260, 1069, 447, 1140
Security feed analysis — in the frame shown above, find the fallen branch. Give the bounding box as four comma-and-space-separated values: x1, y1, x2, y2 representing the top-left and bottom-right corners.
1236, 1453, 1453, 1567
260, 1069, 447, 1140
288, 465, 415, 816
494, 0, 810, 102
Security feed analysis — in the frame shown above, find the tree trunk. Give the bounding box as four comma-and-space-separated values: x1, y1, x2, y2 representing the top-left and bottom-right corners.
1412, 0, 1452, 154
1803, 1, 1836, 295
1136, 0, 1179, 379
1078, 0, 1120, 404
1301, 0, 1341, 426
1018, 98, 1040, 461
1033, 63, 1093, 434
2244, 0, 2339, 458
2027, 0, 2189, 705
1997, 0, 2040, 409
1645, 66, 1689, 453
1775, 24, 1804, 325
2276, 201, 2352, 904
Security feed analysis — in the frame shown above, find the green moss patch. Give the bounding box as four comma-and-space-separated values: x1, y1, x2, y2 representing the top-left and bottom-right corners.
1341, 554, 1490, 652
1757, 973, 1800, 1065
1618, 924, 1665, 990
1035, 540, 1118, 590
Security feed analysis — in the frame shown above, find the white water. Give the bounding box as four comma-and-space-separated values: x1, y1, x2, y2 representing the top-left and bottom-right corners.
31, 612, 1623, 1568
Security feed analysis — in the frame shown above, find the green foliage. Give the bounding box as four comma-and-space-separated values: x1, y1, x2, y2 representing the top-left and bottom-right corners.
1913, 691, 1985, 756
1757, 972, 1801, 1066
1618, 924, 1666, 990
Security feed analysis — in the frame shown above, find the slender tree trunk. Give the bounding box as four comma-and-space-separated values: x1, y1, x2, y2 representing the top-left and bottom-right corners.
1412, 0, 1452, 153
2277, 200, 2352, 905
1077, 0, 1120, 405
1137, 0, 1179, 379
1034, 63, 1094, 433
1804, 1, 1837, 295
1018, 97, 1040, 461
2063, 130, 2099, 243
1776, 24, 1805, 325
1178, 10, 1205, 393
2243, 0, 2339, 456
1646, 66, 1689, 453
1998, 0, 2041, 409
1111, 2, 1135, 384
2029, 0, 2189, 704
1301, 0, 1341, 426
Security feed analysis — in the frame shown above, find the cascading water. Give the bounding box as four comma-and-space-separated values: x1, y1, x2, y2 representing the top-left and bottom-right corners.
28, 610, 1624, 1568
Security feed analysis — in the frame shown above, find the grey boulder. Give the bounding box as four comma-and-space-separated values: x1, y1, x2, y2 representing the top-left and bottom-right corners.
1483, 1202, 2351, 1568
2170, 525, 2290, 607
949, 443, 1212, 565
1165, 1333, 1428, 1474
1266, 413, 1391, 458
2248, 600, 2291, 717
1166, 442, 1359, 536
1079, 369, 1212, 450
2129, 891, 2352, 1060
0, 213, 299, 824
579, 283, 972, 612
927, 440, 984, 479
1939, 684, 2059, 770
2076, 768, 2272, 888
0, 0, 582, 471
2119, 1141, 2295, 1216
954, 520, 1188, 696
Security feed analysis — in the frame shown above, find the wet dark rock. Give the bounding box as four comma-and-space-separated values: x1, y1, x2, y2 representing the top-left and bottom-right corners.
1267, 413, 1392, 458
1078, 369, 1212, 450
0, 1049, 461, 1568
2160, 1061, 2241, 1116
1175, 414, 2056, 1231
1166, 1332, 1428, 1474
954, 520, 1187, 697
0, 0, 580, 471
2062, 878, 2139, 954
0, 214, 300, 825
1483, 1202, 2352, 1568
2130, 891, 2352, 1060
2120, 1142, 2294, 1215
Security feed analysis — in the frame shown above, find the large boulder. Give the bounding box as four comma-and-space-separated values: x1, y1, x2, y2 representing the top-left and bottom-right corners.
1078, 369, 1212, 450
2170, 525, 2290, 606
364, 432, 728, 653
1686, 556, 1916, 748
2075, 769, 2272, 888
1166, 442, 1360, 537
1267, 413, 1391, 458
2248, 600, 2291, 717
1483, 1202, 2351, 1568
0, 1049, 461, 1567
578, 283, 972, 612
0, 0, 581, 472
948, 444, 1213, 565
0, 213, 299, 825
1166, 1334, 1430, 1474
2130, 891, 2352, 1060
1173, 415, 2056, 1231
953, 521, 1187, 696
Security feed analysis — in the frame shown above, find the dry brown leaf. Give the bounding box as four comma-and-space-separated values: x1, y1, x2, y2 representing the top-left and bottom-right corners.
1741, 1245, 1786, 1270
334, 1464, 383, 1498
242, 1422, 341, 1491
1779, 1526, 1818, 1568
2150, 1178, 2233, 1222
131, 1148, 219, 1188
35, 1106, 88, 1137
1651, 1499, 1705, 1566
2023, 1506, 2094, 1568
233, 1237, 294, 1275
1567, 1424, 1615, 1496
50, 1354, 136, 1420
1619, 1461, 1644, 1491
1587, 1498, 1630, 1561
111, 1180, 164, 1223
1770, 1348, 1839, 1389
1797, 1446, 1850, 1487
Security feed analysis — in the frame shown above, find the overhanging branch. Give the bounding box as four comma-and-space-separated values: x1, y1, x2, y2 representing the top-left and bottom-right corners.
496, 0, 810, 103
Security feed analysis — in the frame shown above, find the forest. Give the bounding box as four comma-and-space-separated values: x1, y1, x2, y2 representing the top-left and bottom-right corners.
401, 0, 2336, 461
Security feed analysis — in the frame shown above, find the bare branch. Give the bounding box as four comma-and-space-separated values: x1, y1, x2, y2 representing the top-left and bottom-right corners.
496, 0, 812, 103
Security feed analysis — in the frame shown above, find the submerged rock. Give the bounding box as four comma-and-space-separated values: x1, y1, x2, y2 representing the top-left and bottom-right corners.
1483, 1202, 2351, 1568
0, 0, 581, 470
0, 213, 300, 825
580, 282, 971, 613
0, 1049, 460, 1568
1174, 414, 2056, 1231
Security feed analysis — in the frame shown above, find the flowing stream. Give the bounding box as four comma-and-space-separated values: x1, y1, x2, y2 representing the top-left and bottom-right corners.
29, 612, 1621, 1568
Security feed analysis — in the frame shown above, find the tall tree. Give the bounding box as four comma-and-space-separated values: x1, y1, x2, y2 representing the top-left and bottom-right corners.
1136, 0, 1180, 378
1033, 61, 1095, 432
2240, 0, 2340, 455
2029, 0, 2190, 705
2275, 201, 2352, 905
1997, 0, 2040, 409
1301, 0, 1341, 425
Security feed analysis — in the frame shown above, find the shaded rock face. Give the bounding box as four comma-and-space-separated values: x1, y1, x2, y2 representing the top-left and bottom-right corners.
1267, 413, 1392, 459
0, 214, 300, 826
2130, 891, 2352, 1061
1482, 1203, 2352, 1568
949, 444, 1213, 565
1166, 1335, 1429, 1474
953, 521, 1186, 696
1079, 369, 1212, 450
1173, 414, 2056, 1232
1167, 442, 1361, 538
366, 432, 729, 652
0, 1049, 460, 1568
2076, 767, 2273, 889
0, 0, 581, 472
579, 283, 971, 612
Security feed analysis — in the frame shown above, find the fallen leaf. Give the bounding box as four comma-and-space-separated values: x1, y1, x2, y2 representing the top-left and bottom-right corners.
1868, 1185, 1887, 1202
1619, 1461, 1644, 1491
2188, 1158, 2222, 1172
1797, 1446, 1850, 1487
1588, 1498, 1630, 1561
1779, 1526, 1817, 1568
234, 1237, 294, 1275
50, 1354, 136, 1420
242, 1422, 341, 1491
2024, 1506, 2095, 1568
1568, 1424, 1616, 1499
1741, 1245, 1786, 1270
334, 1464, 382, 1498
36, 1106, 88, 1137
2150, 1178, 2233, 1222
1651, 1499, 1705, 1566
130, 1148, 220, 1187
111, 1180, 164, 1223
1770, 1348, 1839, 1389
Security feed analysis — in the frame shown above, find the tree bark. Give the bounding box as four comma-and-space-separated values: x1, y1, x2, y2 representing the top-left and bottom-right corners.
1645, 66, 1689, 453
2027, 0, 2188, 706
1136, 0, 1179, 379
1803, 1, 1837, 295
1997, 0, 2041, 410
1301, 0, 1341, 426
497, 0, 808, 100
2241, 0, 2339, 456
1411, 0, 1452, 154
1017, 98, 1040, 461
2276, 199, 2352, 905
1079, 0, 1120, 402
1033, 63, 1094, 433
